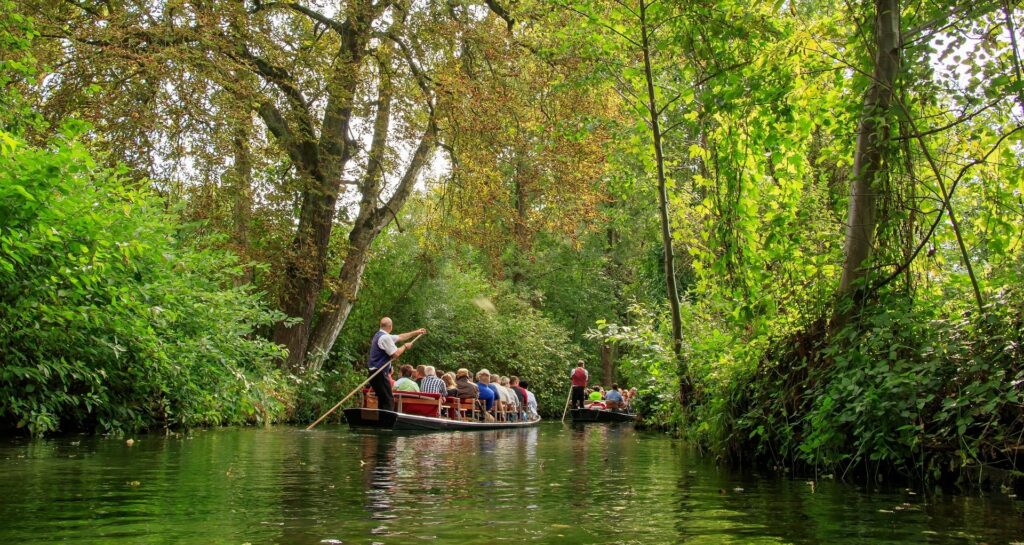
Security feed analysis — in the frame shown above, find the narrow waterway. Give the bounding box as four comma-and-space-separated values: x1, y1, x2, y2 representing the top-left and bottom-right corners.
0, 423, 1020, 544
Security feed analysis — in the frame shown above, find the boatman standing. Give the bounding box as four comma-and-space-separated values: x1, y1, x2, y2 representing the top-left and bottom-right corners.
368, 317, 426, 411
570, 359, 588, 410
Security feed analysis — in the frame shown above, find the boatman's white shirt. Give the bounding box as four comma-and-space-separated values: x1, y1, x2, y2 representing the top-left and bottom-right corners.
377, 330, 400, 356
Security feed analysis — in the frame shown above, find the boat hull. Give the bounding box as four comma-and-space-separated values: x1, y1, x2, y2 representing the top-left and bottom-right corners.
343, 408, 542, 431
570, 408, 637, 423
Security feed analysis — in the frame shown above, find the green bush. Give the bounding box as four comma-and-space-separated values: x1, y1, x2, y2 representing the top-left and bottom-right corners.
0, 119, 289, 435
699, 290, 1024, 482
589, 303, 681, 428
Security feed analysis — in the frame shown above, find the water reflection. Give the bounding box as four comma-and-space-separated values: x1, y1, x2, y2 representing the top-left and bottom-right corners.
0, 425, 1021, 545
360, 433, 397, 521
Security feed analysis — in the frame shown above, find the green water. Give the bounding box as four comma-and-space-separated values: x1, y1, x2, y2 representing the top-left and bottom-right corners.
0, 424, 1021, 544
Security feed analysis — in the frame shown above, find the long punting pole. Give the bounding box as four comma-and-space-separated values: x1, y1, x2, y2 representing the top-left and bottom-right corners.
561, 384, 573, 423
306, 333, 425, 430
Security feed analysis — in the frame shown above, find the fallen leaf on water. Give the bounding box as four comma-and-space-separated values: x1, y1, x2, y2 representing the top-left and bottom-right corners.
127, 481, 140, 486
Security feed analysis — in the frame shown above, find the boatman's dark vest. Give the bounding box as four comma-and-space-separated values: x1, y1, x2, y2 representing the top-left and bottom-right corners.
368, 330, 393, 371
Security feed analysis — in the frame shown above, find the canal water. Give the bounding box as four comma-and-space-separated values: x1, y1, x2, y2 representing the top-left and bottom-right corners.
0, 423, 1021, 544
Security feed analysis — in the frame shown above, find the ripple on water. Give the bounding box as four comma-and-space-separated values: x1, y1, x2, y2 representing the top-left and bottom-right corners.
0, 425, 1022, 544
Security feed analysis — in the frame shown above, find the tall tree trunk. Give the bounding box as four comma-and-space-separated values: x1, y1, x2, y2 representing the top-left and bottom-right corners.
601, 342, 615, 388
511, 156, 528, 285
272, 187, 338, 372
268, 1, 378, 372
230, 124, 254, 286
1003, 0, 1024, 113
639, 1, 683, 359
602, 224, 620, 389
306, 119, 438, 369
836, 0, 901, 308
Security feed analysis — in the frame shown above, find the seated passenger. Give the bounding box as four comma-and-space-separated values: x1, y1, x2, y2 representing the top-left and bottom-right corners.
455, 368, 479, 400
509, 376, 528, 418
588, 387, 604, 402
419, 365, 447, 396
490, 375, 511, 418
393, 364, 420, 392
605, 383, 624, 410
479, 369, 501, 401
498, 376, 517, 406
475, 370, 496, 411
497, 376, 520, 419
442, 372, 459, 398
626, 387, 638, 408
521, 380, 538, 419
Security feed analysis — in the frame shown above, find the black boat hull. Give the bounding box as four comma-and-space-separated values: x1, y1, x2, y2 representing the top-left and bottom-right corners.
343, 408, 542, 431
570, 408, 637, 423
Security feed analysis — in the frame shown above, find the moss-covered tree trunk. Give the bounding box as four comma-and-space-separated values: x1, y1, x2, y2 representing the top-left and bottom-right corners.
837, 0, 902, 307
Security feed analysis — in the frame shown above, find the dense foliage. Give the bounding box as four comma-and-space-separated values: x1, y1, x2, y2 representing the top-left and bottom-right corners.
0, 14, 289, 434
4, 0, 1024, 487
0, 121, 292, 435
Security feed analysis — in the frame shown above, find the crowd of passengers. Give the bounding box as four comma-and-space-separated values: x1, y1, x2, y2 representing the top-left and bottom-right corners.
582, 384, 637, 411
390, 363, 539, 421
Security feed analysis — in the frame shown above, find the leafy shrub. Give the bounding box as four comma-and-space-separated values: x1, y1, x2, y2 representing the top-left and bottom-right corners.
290, 351, 365, 423
705, 291, 1024, 483
0, 118, 288, 435
589, 303, 681, 427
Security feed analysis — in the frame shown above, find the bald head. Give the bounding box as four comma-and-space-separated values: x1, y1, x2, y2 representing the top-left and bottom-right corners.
380, 317, 393, 332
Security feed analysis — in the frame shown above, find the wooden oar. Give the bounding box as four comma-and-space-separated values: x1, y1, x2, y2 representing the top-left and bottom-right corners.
561, 383, 573, 423
306, 332, 425, 430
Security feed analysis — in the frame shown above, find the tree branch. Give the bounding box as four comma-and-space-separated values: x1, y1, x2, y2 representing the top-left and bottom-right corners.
234, 47, 316, 138
484, 0, 515, 31
256, 100, 309, 171
371, 117, 438, 231
556, 2, 643, 49
356, 59, 394, 213
871, 116, 1024, 296
903, 0, 1002, 43
251, 1, 347, 36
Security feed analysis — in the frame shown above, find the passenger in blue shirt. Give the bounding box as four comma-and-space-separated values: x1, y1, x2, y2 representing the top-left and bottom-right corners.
484, 371, 500, 400
605, 383, 625, 410
475, 370, 496, 410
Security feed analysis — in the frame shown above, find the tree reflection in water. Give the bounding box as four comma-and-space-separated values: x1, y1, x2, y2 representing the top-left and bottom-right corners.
1, 427, 1022, 544
360, 432, 398, 539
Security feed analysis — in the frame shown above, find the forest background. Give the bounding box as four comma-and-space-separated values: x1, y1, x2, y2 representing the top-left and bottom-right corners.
1, 0, 1023, 485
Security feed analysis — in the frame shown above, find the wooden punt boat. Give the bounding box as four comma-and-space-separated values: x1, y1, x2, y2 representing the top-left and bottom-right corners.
344, 407, 541, 431
344, 390, 541, 431
570, 407, 637, 423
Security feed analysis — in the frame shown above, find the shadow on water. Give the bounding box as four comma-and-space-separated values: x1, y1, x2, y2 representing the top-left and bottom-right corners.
0, 424, 1021, 544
